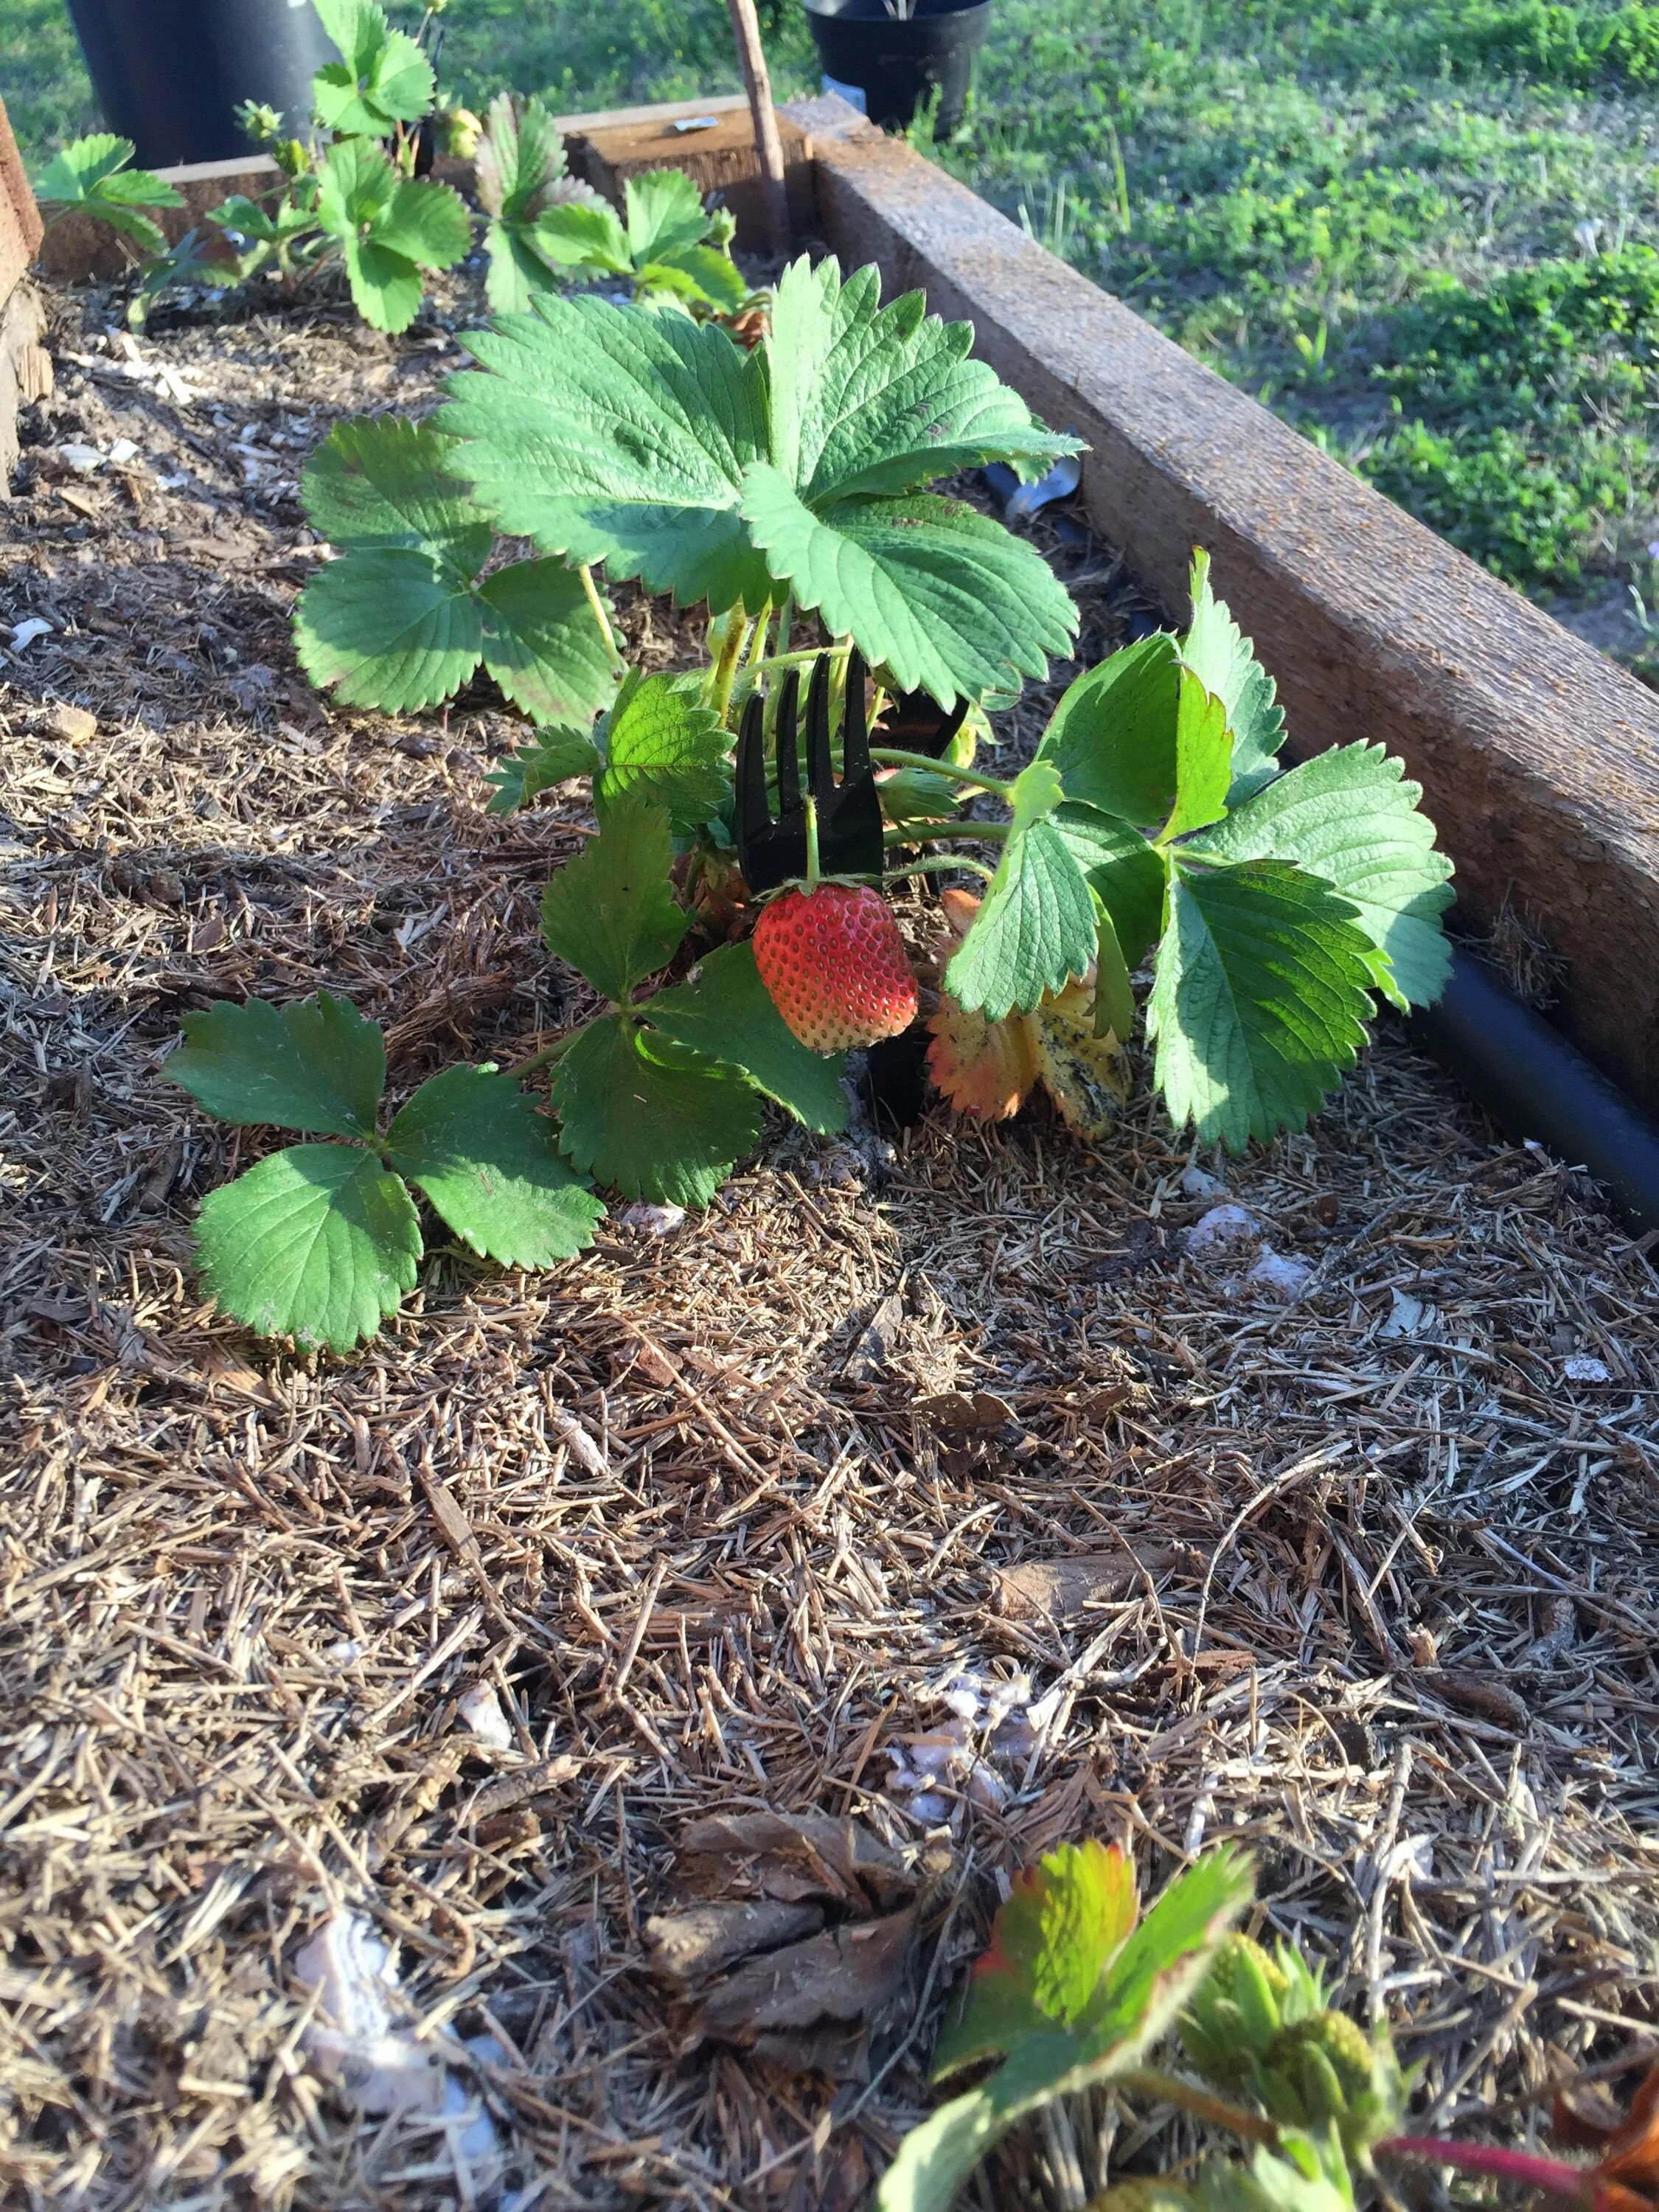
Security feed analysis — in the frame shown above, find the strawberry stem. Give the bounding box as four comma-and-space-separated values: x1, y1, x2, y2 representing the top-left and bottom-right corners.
1379, 2138, 1594, 2203
870, 747, 1016, 801
579, 565, 626, 678
1120, 2067, 1284, 2149
883, 821, 1011, 846
881, 854, 996, 885
503, 1022, 589, 1079
804, 793, 821, 893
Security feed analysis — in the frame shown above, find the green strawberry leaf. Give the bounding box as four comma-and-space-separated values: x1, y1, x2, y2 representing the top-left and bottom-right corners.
552, 1015, 762, 1206
341, 237, 424, 333
625, 168, 712, 262
302, 416, 491, 568
1092, 896, 1137, 1041
167, 993, 384, 1138
474, 90, 578, 226
945, 768, 1097, 1020
766, 257, 1080, 502
528, 197, 631, 273
195, 1144, 421, 1354
386, 1064, 605, 1265
641, 941, 850, 1133
373, 177, 472, 271
740, 473, 1079, 706
1147, 855, 1379, 1150
294, 543, 484, 711
649, 243, 750, 315
597, 671, 730, 831
880, 1846, 1253, 2212
934, 1841, 1140, 2083
445, 296, 771, 611
311, 0, 434, 133
1038, 630, 1225, 844
32, 133, 181, 255
444, 257, 1081, 675
540, 792, 688, 1001
296, 420, 613, 718
1189, 742, 1453, 1011
1181, 549, 1288, 805
476, 557, 619, 724
485, 726, 602, 815
1050, 801, 1169, 968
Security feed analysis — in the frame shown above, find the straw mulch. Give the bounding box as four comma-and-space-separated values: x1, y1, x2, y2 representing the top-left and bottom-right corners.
2, 285, 1657, 2212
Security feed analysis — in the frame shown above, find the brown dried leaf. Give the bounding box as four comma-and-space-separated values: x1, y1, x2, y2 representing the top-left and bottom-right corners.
692, 1907, 917, 2044
647, 1899, 824, 1986
993, 1547, 1183, 1623
678, 1811, 914, 1913
914, 1390, 1017, 1431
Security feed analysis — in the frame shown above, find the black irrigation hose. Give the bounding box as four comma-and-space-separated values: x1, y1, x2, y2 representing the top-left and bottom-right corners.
1410, 949, 1659, 1237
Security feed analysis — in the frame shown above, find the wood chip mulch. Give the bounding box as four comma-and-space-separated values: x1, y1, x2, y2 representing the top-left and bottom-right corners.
1, 279, 1655, 2212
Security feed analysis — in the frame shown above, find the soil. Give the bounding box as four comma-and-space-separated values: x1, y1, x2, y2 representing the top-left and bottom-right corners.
1, 277, 1656, 2212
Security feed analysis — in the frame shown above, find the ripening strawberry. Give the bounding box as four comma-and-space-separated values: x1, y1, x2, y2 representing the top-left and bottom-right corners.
754, 884, 917, 1054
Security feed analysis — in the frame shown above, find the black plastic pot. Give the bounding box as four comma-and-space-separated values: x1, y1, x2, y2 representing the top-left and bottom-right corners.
65, 0, 334, 170
805, 0, 992, 139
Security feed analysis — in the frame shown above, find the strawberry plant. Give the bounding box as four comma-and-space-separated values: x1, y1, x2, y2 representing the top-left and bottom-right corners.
32, 134, 183, 259
880, 1839, 1655, 2212
473, 91, 610, 313
207, 0, 471, 333
172, 254, 1451, 1353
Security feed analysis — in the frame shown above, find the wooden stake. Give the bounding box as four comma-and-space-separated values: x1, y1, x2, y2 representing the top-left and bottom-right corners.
725, 0, 790, 256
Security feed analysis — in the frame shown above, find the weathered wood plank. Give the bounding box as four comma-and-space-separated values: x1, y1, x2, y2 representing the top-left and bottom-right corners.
0, 94, 42, 305
790, 95, 1659, 1103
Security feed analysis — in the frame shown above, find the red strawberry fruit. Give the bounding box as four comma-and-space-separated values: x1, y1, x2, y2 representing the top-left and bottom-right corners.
754, 884, 918, 1054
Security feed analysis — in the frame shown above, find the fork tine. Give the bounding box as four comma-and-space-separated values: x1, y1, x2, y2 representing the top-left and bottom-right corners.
804, 649, 834, 808
735, 689, 768, 846
841, 647, 869, 780
777, 668, 802, 815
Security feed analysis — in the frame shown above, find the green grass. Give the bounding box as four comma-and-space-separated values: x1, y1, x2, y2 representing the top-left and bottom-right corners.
10, 0, 1659, 669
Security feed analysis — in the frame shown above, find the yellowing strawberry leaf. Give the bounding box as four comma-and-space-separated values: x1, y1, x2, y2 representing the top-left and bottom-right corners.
881, 1846, 1252, 2212
1148, 855, 1378, 1150
1031, 977, 1132, 1135
540, 793, 688, 1001
925, 994, 1037, 1120
597, 672, 731, 832
167, 992, 384, 1138
485, 726, 602, 815
552, 1015, 762, 1205
1189, 742, 1453, 1011
641, 941, 850, 1134
1181, 549, 1287, 805
945, 775, 1097, 1020
386, 1065, 604, 1265
739, 473, 1078, 706
195, 1144, 421, 1355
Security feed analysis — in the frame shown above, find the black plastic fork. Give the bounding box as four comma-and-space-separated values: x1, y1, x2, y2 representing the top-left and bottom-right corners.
734, 650, 973, 892
734, 647, 884, 892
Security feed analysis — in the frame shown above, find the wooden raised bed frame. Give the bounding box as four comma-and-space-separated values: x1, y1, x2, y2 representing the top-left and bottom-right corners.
29, 91, 1659, 1104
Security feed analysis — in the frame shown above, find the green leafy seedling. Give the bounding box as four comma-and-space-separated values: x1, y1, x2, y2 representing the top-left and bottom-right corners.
529, 164, 751, 319
167, 993, 604, 1354
310, 0, 436, 142
878, 1841, 1254, 2212
32, 134, 183, 258
473, 91, 610, 313
313, 139, 470, 333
